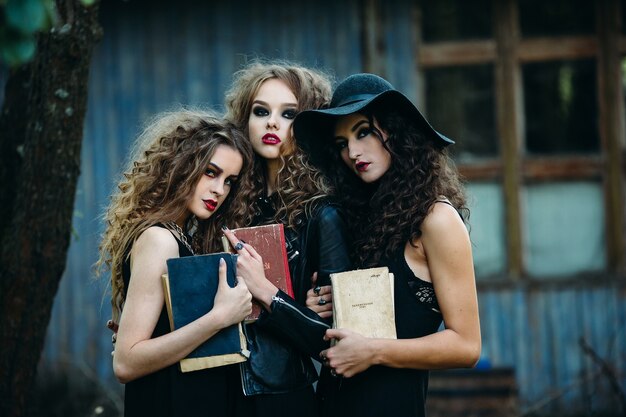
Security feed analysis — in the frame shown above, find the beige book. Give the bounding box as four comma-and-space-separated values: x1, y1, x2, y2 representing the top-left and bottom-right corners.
330, 267, 397, 340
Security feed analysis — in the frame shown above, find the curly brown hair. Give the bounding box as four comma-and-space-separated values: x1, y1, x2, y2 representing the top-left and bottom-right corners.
224, 60, 334, 228
95, 109, 253, 321
321, 105, 469, 267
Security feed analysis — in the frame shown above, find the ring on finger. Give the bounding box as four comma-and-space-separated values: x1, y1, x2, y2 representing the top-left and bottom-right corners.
313, 286, 321, 295
318, 296, 327, 306
234, 242, 244, 251
330, 369, 338, 377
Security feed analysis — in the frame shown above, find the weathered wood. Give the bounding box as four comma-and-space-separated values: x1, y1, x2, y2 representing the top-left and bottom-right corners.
597, 0, 626, 274
494, 0, 523, 278
458, 157, 605, 181
419, 40, 496, 68
522, 156, 604, 181
418, 35, 624, 68
0, 1, 102, 416
361, 0, 386, 77
518, 36, 598, 62
458, 160, 502, 181
428, 368, 518, 417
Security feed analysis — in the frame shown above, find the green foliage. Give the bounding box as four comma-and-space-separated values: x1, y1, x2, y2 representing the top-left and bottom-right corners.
0, 0, 96, 67
0, 0, 56, 66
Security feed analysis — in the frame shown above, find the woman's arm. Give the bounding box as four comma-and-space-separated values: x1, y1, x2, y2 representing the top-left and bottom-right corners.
222, 204, 352, 311
113, 227, 252, 383
322, 203, 481, 377
258, 205, 353, 357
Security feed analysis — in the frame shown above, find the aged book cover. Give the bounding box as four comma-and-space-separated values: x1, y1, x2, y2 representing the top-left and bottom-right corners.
162, 253, 249, 372
330, 267, 397, 340
221, 223, 293, 321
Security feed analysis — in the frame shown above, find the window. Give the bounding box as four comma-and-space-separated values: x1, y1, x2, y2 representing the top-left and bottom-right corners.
425, 64, 497, 161
419, 0, 625, 280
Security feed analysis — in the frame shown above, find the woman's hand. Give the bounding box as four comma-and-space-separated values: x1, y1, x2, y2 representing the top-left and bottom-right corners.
305, 272, 333, 318
321, 328, 377, 378
211, 258, 252, 327
222, 227, 278, 309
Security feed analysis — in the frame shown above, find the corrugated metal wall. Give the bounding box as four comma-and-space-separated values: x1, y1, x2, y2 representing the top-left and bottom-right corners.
2, 0, 622, 415
479, 283, 625, 413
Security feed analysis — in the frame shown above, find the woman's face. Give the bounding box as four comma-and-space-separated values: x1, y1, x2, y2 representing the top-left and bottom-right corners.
333, 113, 392, 183
247, 78, 298, 161
186, 144, 243, 221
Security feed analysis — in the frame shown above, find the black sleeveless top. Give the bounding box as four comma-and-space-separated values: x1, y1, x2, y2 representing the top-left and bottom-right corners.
319, 246, 443, 417
121, 225, 246, 417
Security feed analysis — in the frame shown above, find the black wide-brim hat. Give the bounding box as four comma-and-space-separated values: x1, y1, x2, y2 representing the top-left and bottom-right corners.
293, 73, 454, 167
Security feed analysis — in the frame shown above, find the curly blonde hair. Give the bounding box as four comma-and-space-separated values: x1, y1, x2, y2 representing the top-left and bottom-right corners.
95, 109, 253, 322
224, 60, 334, 227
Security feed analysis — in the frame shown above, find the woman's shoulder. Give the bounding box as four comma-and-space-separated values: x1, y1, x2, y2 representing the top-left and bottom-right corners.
310, 199, 346, 223
133, 225, 179, 257
421, 201, 468, 243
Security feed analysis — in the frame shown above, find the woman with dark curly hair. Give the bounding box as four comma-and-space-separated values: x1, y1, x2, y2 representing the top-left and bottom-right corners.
293, 73, 481, 417
222, 61, 352, 417
96, 109, 254, 417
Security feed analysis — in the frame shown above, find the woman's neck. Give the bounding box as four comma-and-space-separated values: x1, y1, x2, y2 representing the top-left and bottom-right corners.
264, 158, 282, 196
174, 213, 189, 229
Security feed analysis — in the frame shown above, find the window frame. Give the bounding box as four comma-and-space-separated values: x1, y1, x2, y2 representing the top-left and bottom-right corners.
415, 0, 626, 278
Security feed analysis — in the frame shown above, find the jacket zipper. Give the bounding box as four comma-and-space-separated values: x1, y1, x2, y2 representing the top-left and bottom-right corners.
271, 295, 331, 329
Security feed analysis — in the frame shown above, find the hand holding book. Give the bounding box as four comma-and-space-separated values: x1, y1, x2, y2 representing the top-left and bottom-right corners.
163, 253, 252, 372
305, 272, 333, 319
222, 225, 293, 318
210, 258, 254, 328
321, 328, 376, 378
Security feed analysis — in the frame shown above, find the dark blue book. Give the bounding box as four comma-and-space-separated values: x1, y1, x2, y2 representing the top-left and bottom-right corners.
162, 253, 249, 372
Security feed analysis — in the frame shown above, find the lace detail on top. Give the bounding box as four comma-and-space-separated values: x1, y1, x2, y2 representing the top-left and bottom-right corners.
406, 277, 441, 314
408, 280, 440, 313
398, 248, 441, 314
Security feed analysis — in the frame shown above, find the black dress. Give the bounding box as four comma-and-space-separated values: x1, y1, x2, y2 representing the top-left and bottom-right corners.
317, 247, 443, 417
122, 225, 247, 417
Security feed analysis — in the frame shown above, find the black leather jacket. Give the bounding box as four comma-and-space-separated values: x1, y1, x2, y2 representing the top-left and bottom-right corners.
239, 201, 352, 395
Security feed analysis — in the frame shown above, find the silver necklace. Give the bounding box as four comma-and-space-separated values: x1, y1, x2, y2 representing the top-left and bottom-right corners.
164, 221, 194, 255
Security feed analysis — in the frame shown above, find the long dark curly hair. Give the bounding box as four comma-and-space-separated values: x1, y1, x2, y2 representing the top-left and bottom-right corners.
322, 104, 469, 267
224, 60, 334, 228
95, 109, 254, 322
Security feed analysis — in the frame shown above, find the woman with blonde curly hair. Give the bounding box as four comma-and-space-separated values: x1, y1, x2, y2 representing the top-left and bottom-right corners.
96, 109, 254, 417
221, 61, 352, 417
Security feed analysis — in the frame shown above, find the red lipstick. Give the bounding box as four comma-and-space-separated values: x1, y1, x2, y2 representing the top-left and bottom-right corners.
355, 161, 370, 172
203, 199, 217, 212
262, 133, 281, 145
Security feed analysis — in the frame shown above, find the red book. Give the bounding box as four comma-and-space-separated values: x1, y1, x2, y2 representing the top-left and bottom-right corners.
222, 224, 293, 321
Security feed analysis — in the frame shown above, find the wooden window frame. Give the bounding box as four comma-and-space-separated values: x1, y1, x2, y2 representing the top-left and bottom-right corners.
412, 0, 626, 277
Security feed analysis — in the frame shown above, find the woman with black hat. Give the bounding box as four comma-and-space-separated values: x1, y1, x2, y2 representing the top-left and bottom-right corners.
294, 73, 481, 417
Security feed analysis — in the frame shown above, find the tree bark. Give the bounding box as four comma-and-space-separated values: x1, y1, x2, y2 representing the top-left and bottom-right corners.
0, 1, 102, 416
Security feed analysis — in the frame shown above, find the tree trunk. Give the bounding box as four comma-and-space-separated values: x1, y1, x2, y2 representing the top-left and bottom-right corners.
0, 1, 102, 416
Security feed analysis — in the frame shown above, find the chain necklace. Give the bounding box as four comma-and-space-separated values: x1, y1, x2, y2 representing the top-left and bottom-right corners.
164, 221, 195, 255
